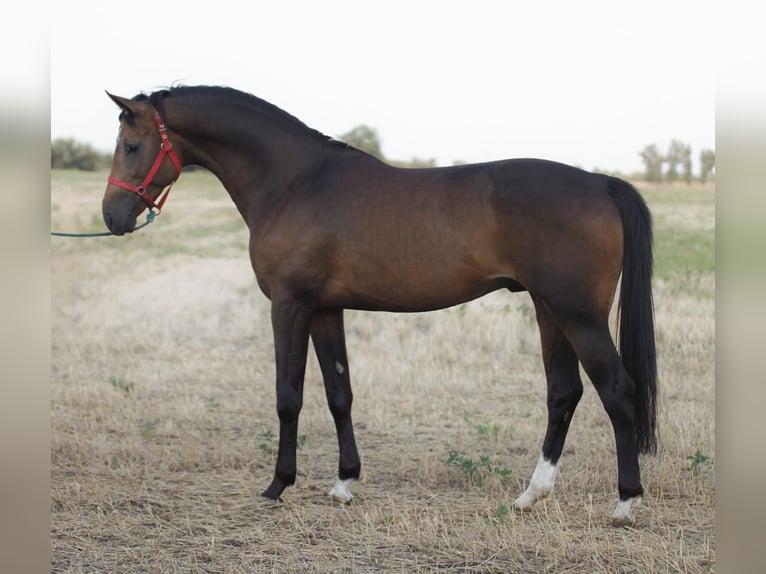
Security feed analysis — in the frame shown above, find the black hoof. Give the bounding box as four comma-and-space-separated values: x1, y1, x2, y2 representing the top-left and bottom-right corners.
262, 478, 289, 501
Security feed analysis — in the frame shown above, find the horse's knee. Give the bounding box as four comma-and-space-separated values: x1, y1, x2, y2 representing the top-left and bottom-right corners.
276, 394, 303, 424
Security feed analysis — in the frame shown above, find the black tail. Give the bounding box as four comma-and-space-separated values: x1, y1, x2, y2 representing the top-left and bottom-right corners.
607, 177, 658, 454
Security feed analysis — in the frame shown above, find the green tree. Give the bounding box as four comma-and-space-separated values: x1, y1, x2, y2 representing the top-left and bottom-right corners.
639, 144, 664, 183
665, 139, 689, 184
337, 125, 384, 160
51, 138, 109, 170
681, 142, 693, 185
390, 156, 437, 168
699, 149, 715, 183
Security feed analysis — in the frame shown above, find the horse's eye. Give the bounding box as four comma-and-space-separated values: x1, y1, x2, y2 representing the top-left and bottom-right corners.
125, 143, 139, 154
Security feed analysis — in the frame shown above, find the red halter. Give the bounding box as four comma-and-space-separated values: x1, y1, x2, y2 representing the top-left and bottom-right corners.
107, 107, 182, 213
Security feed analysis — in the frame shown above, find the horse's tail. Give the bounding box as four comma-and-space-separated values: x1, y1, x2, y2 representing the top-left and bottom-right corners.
607, 176, 658, 454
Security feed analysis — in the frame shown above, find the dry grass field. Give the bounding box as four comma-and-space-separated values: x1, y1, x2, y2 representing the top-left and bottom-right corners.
51, 169, 715, 573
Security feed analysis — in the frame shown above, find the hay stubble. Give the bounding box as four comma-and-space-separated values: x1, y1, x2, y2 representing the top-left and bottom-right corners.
52, 171, 714, 572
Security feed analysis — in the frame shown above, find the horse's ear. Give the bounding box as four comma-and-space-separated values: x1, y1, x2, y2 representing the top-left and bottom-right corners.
106, 91, 139, 118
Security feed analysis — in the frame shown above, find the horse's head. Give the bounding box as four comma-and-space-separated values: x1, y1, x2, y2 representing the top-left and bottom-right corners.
102, 92, 182, 235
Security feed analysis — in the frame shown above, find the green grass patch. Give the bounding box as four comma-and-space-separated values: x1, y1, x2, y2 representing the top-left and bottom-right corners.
641, 185, 715, 298
654, 225, 714, 282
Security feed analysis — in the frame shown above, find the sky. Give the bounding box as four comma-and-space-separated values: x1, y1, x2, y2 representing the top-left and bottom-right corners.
47, 1, 716, 175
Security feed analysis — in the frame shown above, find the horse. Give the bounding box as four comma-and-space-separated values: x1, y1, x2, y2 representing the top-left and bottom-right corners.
102, 85, 657, 526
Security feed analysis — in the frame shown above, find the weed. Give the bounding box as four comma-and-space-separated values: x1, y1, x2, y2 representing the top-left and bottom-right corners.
446, 451, 511, 485
493, 466, 512, 481
258, 430, 275, 453
446, 413, 512, 485
140, 420, 156, 438
107, 376, 134, 395
446, 451, 477, 475
464, 412, 501, 442
687, 449, 711, 476
257, 431, 307, 454
488, 503, 511, 526
206, 397, 221, 409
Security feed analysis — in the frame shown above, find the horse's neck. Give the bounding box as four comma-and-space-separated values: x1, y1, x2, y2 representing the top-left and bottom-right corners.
173, 103, 323, 222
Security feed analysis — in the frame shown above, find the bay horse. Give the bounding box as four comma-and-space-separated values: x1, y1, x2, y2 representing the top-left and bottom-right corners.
102, 86, 657, 526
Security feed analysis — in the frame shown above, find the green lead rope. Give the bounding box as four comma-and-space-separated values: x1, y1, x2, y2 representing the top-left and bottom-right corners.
51, 211, 157, 237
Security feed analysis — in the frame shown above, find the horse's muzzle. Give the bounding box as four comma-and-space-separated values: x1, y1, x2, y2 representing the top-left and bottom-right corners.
103, 187, 142, 236
103, 208, 137, 236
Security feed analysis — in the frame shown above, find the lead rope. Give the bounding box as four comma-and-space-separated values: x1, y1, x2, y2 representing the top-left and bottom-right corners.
50, 211, 157, 237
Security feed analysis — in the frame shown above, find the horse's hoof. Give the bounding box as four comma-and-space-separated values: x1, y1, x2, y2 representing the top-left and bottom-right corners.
610, 513, 636, 527
610, 496, 640, 527
512, 493, 536, 512
513, 485, 549, 512
259, 495, 283, 506
329, 478, 354, 504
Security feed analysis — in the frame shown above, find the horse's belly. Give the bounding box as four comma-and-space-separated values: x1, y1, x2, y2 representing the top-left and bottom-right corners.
324, 266, 510, 312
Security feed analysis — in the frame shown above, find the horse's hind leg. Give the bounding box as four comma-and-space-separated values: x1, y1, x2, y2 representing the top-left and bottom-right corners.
514, 296, 583, 511
310, 309, 361, 503
562, 320, 643, 526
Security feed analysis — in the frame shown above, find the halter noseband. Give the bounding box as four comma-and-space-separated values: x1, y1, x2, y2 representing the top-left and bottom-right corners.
107, 107, 182, 213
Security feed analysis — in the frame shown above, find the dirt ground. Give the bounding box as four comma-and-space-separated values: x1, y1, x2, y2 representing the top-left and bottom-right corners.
51, 170, 715, 572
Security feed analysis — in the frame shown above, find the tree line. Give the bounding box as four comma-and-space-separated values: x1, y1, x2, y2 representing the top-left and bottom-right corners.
342, 127, 716, 182
640, 140, 715, 184
51, 129, 715, 184
51, 138, 112, 171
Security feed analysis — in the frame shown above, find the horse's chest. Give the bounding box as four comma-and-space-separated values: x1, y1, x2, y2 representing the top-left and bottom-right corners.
248, 231, 331, 301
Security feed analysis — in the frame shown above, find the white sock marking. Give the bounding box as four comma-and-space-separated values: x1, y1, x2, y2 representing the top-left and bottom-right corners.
329, 478, 353, 503
611, 496, 641, 526
513, 454, 559, 511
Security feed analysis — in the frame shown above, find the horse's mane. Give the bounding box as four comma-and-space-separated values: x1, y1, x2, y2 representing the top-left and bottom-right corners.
132, 85, 354, 152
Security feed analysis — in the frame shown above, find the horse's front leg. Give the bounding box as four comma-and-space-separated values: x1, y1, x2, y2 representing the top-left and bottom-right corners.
310, 309, 361, 503
261, 296, 313, 502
